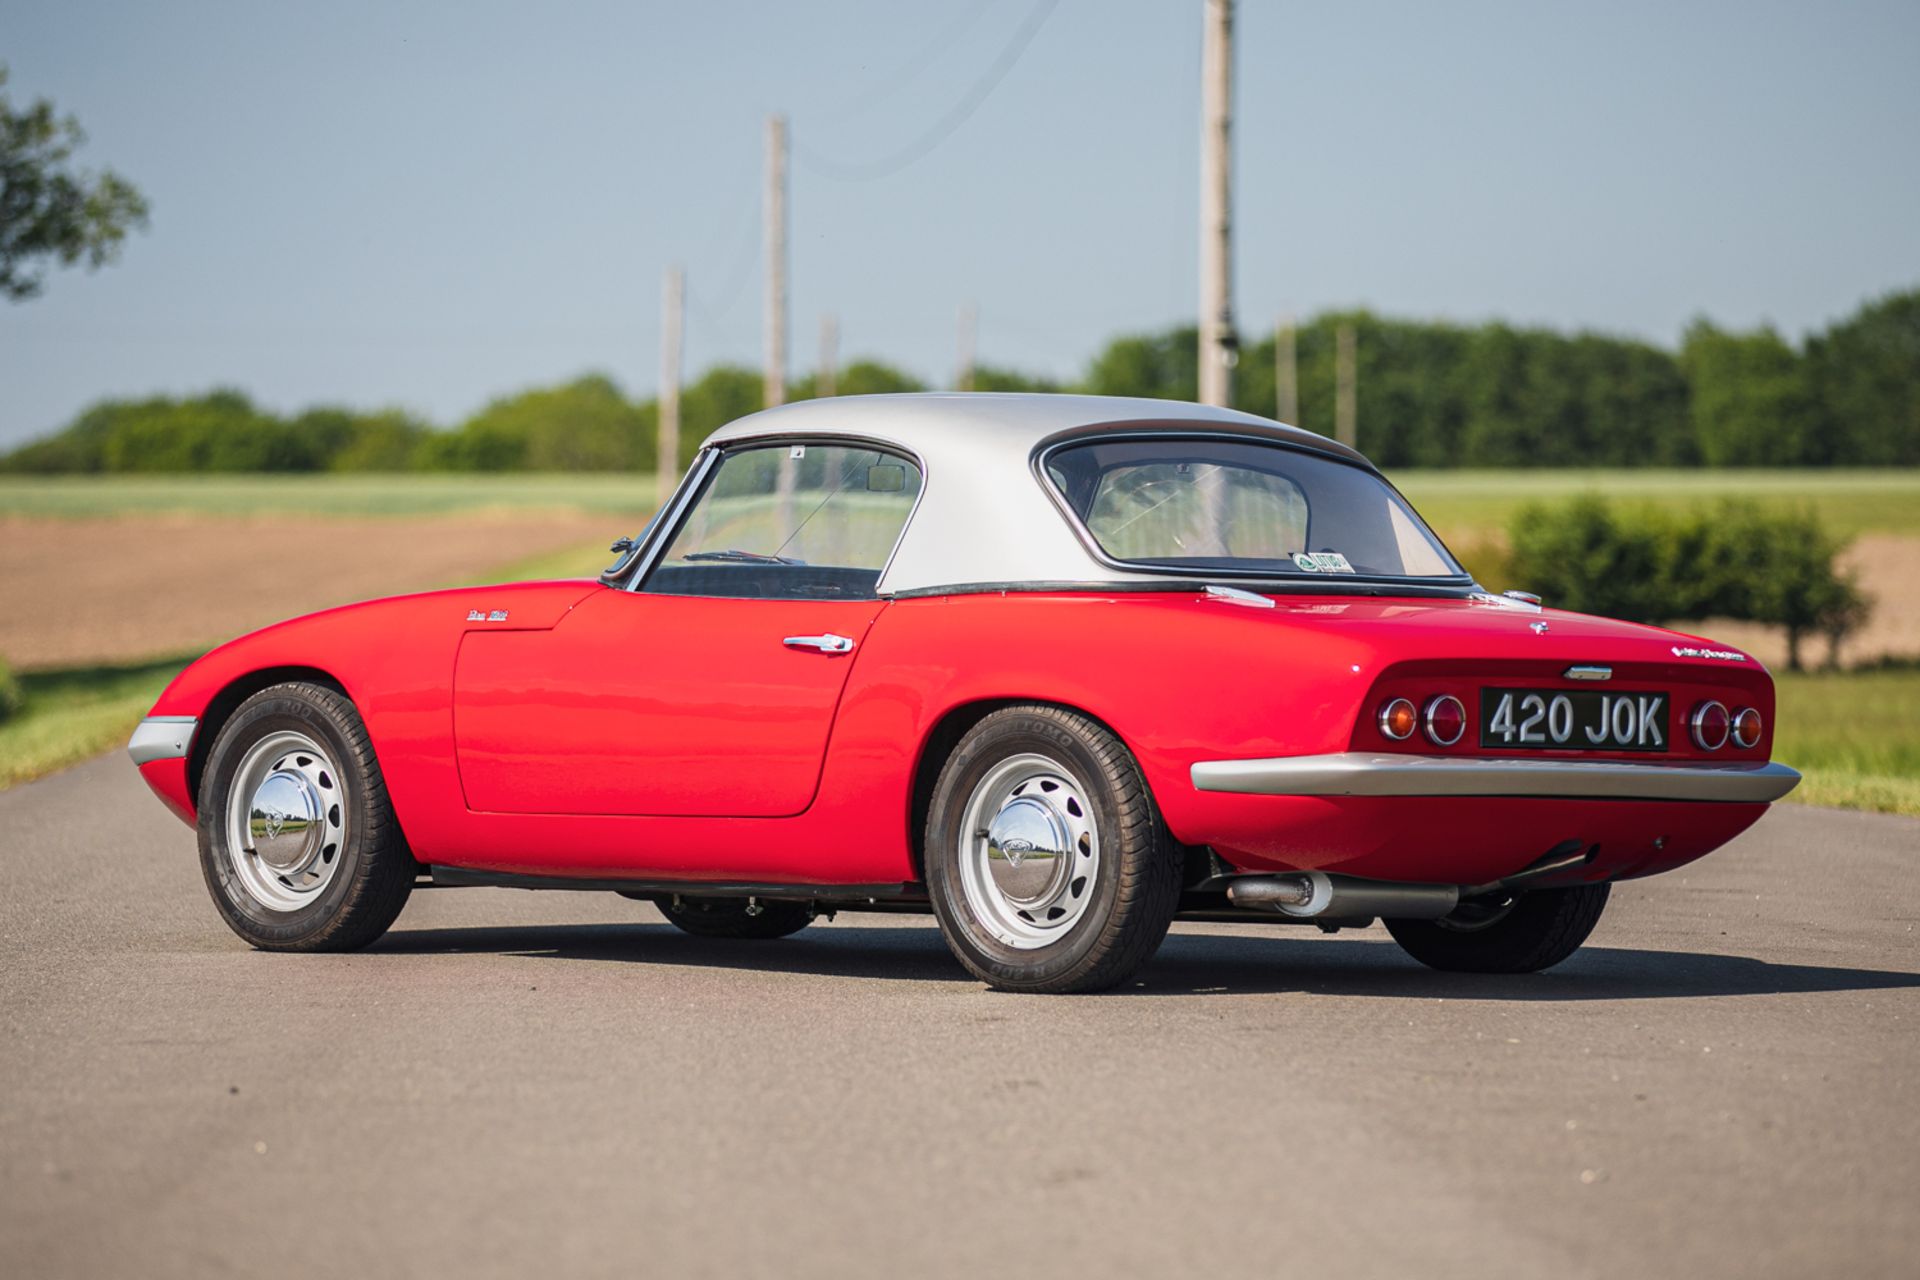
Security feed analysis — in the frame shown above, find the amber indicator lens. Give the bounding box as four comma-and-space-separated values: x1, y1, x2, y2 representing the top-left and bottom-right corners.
1731, 707, 1763, 749
1691, 700, 1731, 751
1378, 697, 1418, 741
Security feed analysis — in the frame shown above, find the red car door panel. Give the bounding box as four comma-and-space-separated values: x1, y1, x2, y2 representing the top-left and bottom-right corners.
453, 590, 883, 817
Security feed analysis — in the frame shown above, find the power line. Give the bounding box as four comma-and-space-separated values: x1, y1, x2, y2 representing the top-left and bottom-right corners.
793, 0, 1060, 183
820, 0, 1000, 124
683, 200, 760, 343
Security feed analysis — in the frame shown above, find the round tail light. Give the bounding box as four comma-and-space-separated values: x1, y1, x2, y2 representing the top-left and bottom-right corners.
1731, 707, 1763, 749
1690, 700, 1731, 751
1379, 697, 1418, 741
1423, 695, 1466, 746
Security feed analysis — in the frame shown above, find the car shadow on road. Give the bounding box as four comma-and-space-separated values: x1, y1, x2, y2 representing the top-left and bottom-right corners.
372, 921, 1920, 1001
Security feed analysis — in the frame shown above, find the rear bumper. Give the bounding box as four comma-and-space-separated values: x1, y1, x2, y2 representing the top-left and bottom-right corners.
1189, 753, 1800, 804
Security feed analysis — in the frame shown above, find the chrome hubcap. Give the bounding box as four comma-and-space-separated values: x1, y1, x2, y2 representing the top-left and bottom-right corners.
225, 731, 347, 912
958, 753, 1099, 950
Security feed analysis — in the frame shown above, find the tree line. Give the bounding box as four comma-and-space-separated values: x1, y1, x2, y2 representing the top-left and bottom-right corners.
4, 287, 1914, 474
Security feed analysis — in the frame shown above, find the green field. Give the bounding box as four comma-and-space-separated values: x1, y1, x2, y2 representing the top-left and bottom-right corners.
1394, 469, 1920, 539
0, 472, 661, 518
5, 468, 1917, 537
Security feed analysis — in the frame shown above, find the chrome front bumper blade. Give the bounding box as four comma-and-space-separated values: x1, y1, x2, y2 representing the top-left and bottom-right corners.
128, 716, 197, 767
1190, 753, 1801, 803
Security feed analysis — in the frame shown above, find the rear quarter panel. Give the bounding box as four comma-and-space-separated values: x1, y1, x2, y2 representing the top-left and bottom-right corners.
816, 592, 1777, 885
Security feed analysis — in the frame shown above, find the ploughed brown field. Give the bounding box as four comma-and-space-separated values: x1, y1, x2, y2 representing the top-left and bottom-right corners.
0, 513, 609, 669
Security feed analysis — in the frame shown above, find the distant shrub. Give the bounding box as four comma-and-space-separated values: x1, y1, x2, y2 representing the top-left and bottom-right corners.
419, 375, 653, 472
1507, 497, 1868, 670
0, 657, 20, 724
1506, 495, 1687, 624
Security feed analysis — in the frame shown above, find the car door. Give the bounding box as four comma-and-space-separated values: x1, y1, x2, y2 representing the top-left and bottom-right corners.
452, 440, 922, 818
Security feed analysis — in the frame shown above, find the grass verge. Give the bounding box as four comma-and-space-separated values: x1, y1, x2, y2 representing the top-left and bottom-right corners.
0, 655, 195, 790
1772, 669, 1920, 817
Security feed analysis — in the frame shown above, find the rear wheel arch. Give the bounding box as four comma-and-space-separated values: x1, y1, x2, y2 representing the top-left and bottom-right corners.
907, 696, 1139, 882
188, 666, 351, 803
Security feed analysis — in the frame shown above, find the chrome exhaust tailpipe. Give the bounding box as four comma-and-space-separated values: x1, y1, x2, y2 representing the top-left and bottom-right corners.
1461, 840, 1597, 899
1226, 872, 1459, 921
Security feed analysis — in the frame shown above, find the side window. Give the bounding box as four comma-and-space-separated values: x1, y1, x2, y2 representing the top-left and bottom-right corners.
642, 443, 922, 600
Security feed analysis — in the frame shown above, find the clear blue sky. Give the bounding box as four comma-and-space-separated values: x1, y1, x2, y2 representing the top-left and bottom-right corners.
3, 0, 1917, 446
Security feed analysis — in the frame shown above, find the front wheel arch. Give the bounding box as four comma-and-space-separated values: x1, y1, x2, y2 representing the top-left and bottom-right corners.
187, 665, 350, 806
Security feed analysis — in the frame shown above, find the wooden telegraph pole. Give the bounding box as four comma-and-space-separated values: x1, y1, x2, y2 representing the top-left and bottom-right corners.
1335, 322, 1358, 449
764, 113, 789, 410
766, 114, 795, 528
818, 313, 838, 398
1275, 314, 1298, 425
957, 303, 977, 392
1198, 0, 1235, 407
657, 265, 683, 504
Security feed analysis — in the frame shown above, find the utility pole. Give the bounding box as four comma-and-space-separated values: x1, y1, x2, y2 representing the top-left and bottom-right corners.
764, 113, 789, 410
657, 265, 683, 505
818, 313, 838, 398
956, 302, 977, 392
1335, 322, 1357, 449
1275, 314, 1298, 424
1198, 0, 1236, 407
766, 114, 795, 531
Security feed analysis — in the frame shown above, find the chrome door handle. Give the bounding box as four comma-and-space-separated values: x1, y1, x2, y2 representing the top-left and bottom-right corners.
782, 633, 855, 655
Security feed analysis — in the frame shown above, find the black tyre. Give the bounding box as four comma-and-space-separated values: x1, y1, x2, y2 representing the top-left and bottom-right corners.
196, 682, 415, 951
655, 896, 814, 940
924, 706, 1181, 994
1385, 883, 1611, 974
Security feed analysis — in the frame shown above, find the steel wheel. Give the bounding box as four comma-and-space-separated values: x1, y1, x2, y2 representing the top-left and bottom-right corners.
956, 751, 1101, 950
223, 729, 349, 913
925, 706, 1182, 993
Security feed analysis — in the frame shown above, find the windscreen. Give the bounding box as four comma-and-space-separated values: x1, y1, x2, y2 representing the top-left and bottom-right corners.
643, 443, 922, 600
1044, 437, 1463, 580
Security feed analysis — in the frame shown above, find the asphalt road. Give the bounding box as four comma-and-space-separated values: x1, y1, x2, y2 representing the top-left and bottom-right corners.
3, 754, 1916, 1279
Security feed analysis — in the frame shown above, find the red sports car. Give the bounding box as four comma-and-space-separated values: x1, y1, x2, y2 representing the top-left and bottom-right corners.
129, 394, 1799, 993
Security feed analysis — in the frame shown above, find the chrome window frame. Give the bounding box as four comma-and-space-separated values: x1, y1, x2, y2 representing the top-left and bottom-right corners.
613, 447, 721, 591
627, 433, 928, 601
1030, 429, 1476, 591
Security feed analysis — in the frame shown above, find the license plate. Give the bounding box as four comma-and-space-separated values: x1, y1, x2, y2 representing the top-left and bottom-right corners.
1480, 688, 1669, 752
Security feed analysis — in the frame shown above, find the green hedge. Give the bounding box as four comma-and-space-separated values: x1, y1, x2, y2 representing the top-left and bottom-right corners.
1506, 497, 1867, 670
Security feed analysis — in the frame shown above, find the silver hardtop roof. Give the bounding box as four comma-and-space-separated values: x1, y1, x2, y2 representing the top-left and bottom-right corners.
694, 393, 1386, 596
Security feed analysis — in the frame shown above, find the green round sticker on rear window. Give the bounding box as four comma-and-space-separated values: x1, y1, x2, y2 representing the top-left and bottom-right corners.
1293, 551, 1354, 574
